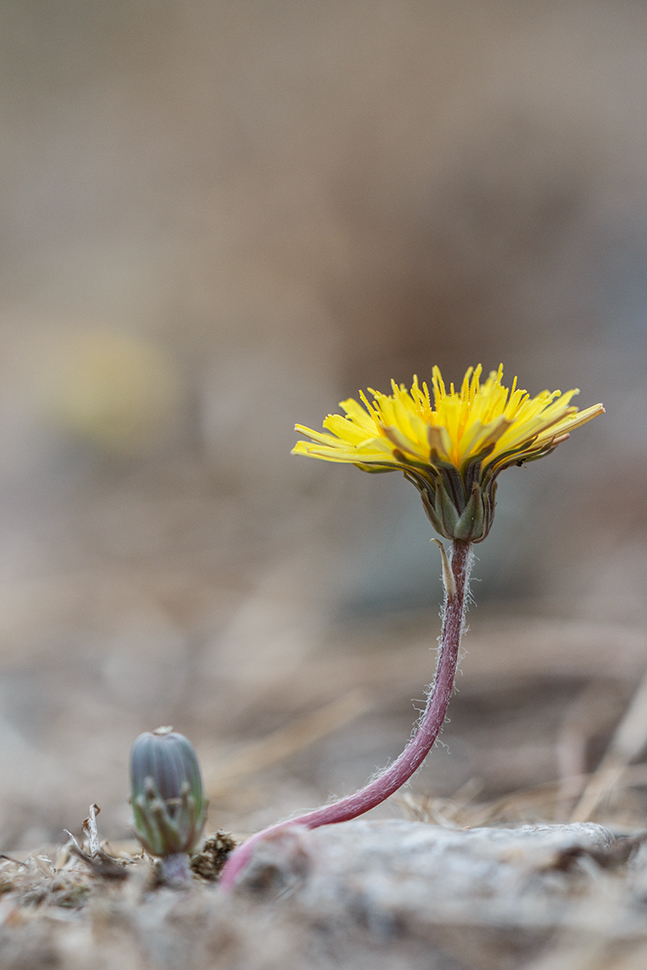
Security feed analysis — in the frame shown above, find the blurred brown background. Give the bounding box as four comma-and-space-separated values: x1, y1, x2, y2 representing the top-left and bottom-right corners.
0, 0, 644, 849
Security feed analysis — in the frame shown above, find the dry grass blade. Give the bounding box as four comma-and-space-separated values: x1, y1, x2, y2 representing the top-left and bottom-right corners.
81, 803, 101, 857
202, 689, 372, 800
572, 669, 647, 823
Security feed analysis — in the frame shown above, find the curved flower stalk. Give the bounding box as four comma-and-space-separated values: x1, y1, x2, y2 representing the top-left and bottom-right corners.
219, 366, 603, 890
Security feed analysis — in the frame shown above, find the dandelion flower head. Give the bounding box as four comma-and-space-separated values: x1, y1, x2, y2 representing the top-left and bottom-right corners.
293, 364, 604, 542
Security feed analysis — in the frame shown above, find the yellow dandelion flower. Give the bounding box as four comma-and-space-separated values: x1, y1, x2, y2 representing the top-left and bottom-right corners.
293, 365, 604, 542
219, 367, 604, 889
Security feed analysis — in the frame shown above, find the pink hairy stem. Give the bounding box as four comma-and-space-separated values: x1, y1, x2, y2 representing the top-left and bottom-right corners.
219, 539, 473, 891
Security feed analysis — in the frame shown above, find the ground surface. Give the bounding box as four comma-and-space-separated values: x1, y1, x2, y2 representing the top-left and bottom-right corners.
2, 818, 647, 969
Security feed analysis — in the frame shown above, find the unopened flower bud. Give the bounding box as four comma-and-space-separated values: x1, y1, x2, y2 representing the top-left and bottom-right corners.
130, 726, 206, 858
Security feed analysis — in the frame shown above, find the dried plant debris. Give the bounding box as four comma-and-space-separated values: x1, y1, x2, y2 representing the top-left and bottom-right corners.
67, 841, 132, 881
0, 851, 95, 910
190, 832, 237, 882
63, 807, 135, 882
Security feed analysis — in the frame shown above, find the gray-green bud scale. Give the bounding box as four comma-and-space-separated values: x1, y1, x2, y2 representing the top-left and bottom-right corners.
130, 726, 206, 858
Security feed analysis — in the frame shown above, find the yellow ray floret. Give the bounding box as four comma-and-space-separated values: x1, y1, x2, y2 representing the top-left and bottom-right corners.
293, 365, 604, 475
